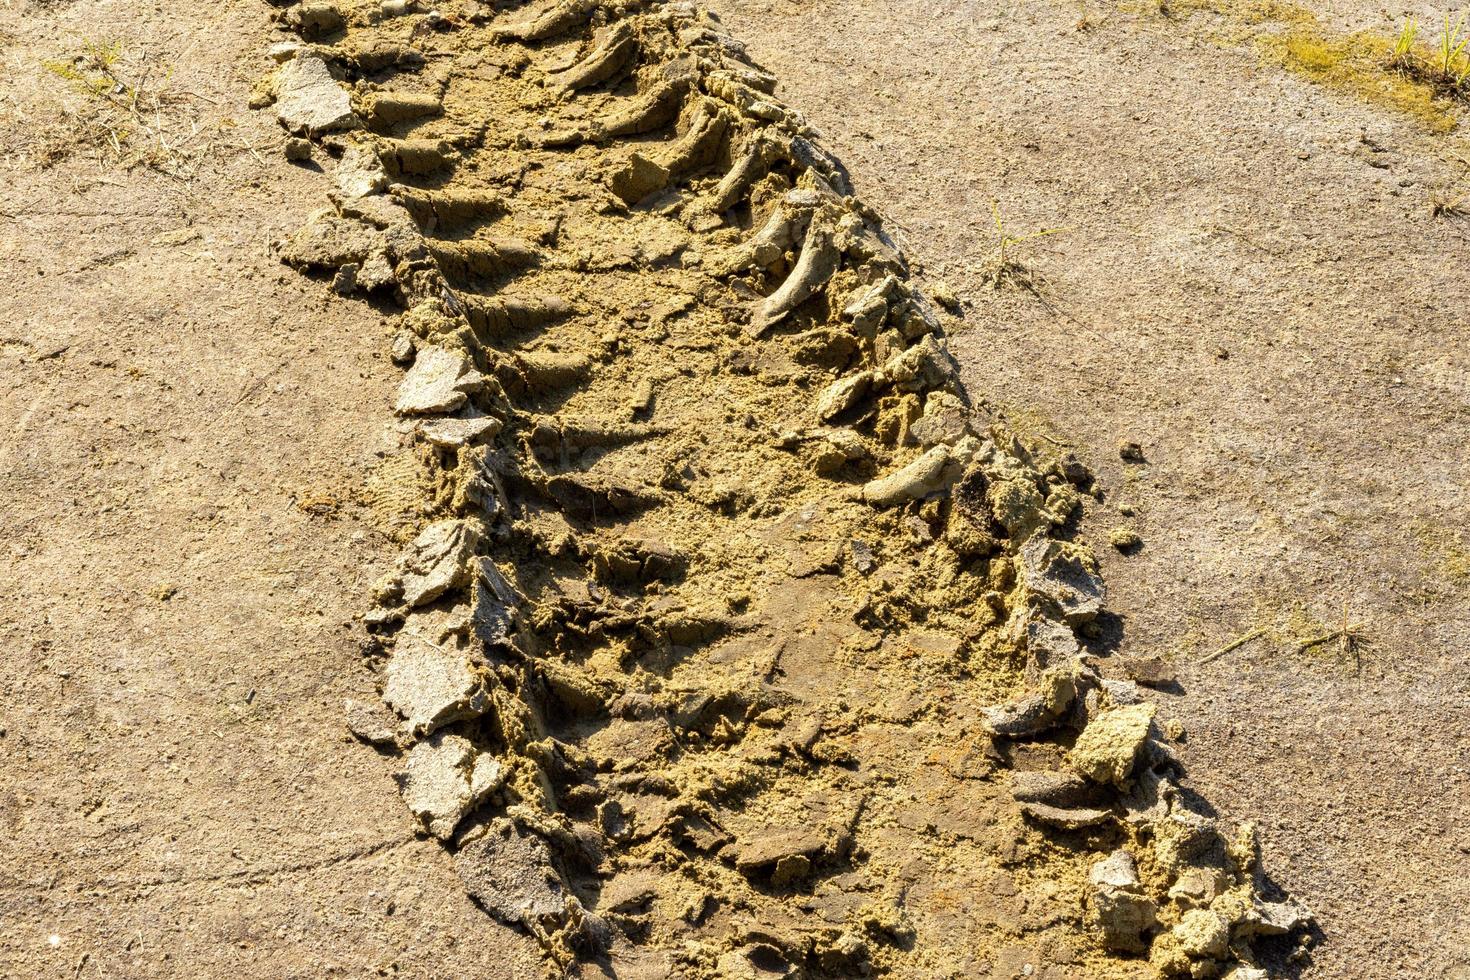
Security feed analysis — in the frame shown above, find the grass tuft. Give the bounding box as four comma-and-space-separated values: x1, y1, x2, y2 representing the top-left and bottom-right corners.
35, 36, 221, 179
979, 203, 1067, 294
1384, 12, 1470, 100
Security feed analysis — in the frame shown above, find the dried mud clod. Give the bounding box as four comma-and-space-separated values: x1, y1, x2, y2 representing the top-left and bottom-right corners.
258, 1, 1310, 976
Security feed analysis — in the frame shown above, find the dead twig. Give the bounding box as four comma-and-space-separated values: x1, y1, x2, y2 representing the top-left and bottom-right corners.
1297, 602, 1367, 670
1200, 626, 1266, 664
1294, 624, 1364, 655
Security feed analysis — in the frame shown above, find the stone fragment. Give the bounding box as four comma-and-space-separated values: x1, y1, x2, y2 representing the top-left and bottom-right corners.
1018, 536, 1105, 625
1022, 613, 1082, 675
841, 275, 895, 333
1234, 895, 1311, 938
471, 558, 523, 647
1118, 654, 1177, 688
382, 631, 490, 736
1152, 907, 1231, 972
395, 346, 486, 415
399, 732, 504, 839
330, 263, 358, 295
276, 214, 381, 270
393, 519, 482, 607
390, 329, 416, 365
814, 370, 875, 421
275, 54, 360, 136
1020, 800, 1112, 830
267, 41, 303, 63
358, 251, 396, 290
419, 416, 503, 448
879, 333, 956, 392
908, 390, 970, 446
981, 663, 1081, 738
1088, 849, 1158, 953
1100, 678, 1146, 706
344, 697, 399, 745
732, 834, 829, 875
1069, 703, 1156, 786
334, 144, 389, 200
455, 818, 571, 928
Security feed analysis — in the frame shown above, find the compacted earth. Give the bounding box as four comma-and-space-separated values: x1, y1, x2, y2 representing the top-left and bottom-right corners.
0, 0, 1465, 978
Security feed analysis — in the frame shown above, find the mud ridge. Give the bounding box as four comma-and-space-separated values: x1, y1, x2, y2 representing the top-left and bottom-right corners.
254, 1, 1309, 976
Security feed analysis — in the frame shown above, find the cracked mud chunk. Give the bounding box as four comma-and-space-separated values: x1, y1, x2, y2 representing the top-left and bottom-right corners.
455, 819, 572, 928
394, 346, 486, 415
381, 631, 489, 736
274, 54, 359, 135
399, 732, 504, 839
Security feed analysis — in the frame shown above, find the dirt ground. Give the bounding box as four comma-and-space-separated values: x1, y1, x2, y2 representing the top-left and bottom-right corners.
0, 2, 543, 976
0, 0, 1466, 978
704, 0, 1470, 976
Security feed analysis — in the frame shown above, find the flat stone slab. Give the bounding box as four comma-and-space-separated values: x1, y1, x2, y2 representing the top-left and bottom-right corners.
395, 346, 486, 415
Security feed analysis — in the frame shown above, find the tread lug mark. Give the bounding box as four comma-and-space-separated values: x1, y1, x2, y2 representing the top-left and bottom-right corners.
547, 21, 640, 93
376, 137, 459, 177
490, 0, 598, 43
606, 97, 731, 205
463, 293, 575, 343
361, 90, 444, 130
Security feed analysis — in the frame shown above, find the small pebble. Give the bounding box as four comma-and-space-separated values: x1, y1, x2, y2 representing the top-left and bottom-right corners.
268, 41, 303, 63
931, 283, 961, 311
390, 330, 417, 365
284, 137, 313, 162
1118, 440, 1145, 463
1110, 527, 1142, 553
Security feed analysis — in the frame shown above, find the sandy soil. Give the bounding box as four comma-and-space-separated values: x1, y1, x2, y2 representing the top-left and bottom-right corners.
2, 0, 1466, 977
704, 0, 1470, 976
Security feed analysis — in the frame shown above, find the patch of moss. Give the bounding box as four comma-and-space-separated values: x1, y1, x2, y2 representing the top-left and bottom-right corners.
1125, 0, 1463, 134
1262, 28, 1459, 134
1412, 519, 1470, 586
